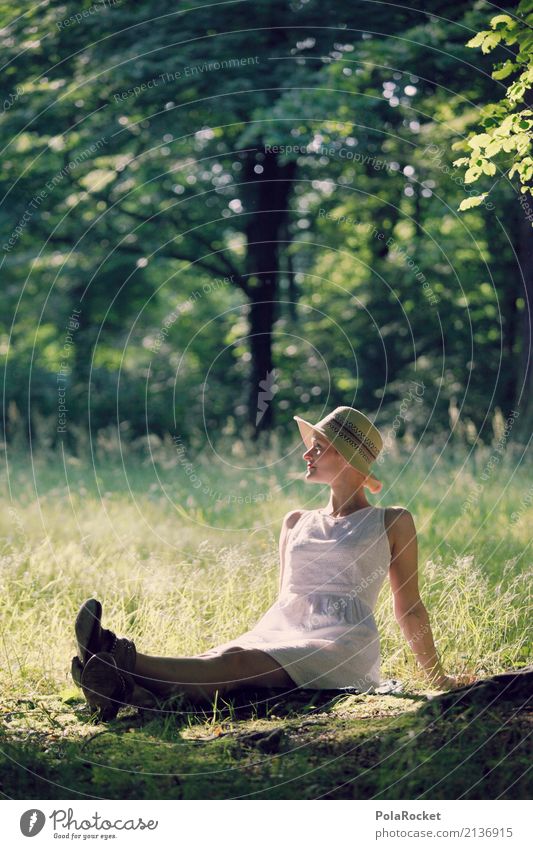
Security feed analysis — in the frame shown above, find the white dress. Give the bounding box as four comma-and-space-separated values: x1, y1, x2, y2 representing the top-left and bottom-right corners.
203, 506, 392, 691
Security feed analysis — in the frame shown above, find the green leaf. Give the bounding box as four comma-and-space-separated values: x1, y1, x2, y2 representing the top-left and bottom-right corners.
459, 194, 487, 210
468, 133, 492, 149
481, 160, 496, 176
515, 133, 532, 155
485, 140, 503, 157
466, 31, 489, 48
481, 32, 502, 53
520, 162, 533, 183
507, 81, 526, 102
495, 116, 514, 137
489, 14, 514, 30
464, 166, 482, 184
518, 32, 533, 53
520, 161, 533, 182
492, 60, 517, 80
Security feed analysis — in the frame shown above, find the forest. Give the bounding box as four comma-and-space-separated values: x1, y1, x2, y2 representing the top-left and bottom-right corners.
1, 0, 531, 449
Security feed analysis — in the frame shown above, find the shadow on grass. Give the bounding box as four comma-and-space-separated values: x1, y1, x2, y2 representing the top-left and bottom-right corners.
1, 679, 530, 800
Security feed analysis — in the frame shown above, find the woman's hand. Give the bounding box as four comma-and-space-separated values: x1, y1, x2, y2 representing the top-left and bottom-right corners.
432, 672, 477, 691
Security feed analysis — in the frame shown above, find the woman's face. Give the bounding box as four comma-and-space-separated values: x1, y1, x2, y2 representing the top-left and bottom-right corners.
303, 433, 345, 483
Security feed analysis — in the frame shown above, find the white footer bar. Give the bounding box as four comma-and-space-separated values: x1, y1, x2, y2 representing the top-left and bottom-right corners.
3, 799, 530, 848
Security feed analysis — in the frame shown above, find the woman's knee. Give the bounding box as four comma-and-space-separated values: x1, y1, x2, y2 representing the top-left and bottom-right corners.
204, 646, 259, 684
219, 647, 292, 688
218, 646, 250, 680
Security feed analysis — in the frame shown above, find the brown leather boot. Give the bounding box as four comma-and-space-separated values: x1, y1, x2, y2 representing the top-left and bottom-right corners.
72, 600, 160, 720
75, 598, 117, 665
79, 651, 161, 721
71, 637, 137, 690
80, 652, 131, 720
73, 597, 137, 690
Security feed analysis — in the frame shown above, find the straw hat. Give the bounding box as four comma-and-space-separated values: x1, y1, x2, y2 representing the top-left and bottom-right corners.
293, 405, 383, 486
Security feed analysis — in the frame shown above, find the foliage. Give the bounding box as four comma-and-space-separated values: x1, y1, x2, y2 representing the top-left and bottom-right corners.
453, 1, 533, 215
0, 1, 530, 446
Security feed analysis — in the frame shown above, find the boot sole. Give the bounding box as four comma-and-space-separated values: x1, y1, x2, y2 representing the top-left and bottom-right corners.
81, 652, 125, 721
71, 655, 83, 688
75, 598, 103, 665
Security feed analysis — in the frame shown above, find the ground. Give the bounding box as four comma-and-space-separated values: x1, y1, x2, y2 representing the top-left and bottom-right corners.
1, 683, 530, 800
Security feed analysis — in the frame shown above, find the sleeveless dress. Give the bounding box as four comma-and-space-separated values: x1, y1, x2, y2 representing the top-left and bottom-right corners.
202, 506, 392, 692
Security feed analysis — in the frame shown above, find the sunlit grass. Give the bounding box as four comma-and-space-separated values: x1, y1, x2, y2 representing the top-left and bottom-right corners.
0, 434, 531, 698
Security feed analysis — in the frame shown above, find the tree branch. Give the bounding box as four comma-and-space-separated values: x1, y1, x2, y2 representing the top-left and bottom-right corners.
114, 203, 250, 297
42, 232, 245, 288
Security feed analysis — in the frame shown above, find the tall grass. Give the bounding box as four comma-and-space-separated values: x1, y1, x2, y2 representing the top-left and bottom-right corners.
0, 433, 531, 697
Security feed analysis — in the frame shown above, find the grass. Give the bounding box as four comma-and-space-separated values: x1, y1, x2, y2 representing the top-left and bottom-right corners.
0, 433, 531, 799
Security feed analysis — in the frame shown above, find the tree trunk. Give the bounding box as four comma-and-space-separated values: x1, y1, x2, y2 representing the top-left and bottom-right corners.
243, 151, 296, 439
279, 219, 298, 322
512, 79, 533, 441
248, 296, 277, 436
514, 210, 533, 442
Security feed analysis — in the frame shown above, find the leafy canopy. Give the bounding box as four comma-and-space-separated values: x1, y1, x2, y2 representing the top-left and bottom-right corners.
453, 1, 533, 216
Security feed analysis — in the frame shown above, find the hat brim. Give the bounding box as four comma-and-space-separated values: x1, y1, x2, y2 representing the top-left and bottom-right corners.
293, 415, 381, 486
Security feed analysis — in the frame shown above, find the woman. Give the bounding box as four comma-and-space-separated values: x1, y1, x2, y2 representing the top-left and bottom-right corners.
72, 406, 472, 720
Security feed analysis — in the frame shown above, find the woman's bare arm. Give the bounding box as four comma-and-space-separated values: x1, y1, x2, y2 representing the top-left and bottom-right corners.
278, 510, 303, 594
386, 507, 452, 687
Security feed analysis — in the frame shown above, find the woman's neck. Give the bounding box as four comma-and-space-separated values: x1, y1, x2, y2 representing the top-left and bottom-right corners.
324, 490, 370, 517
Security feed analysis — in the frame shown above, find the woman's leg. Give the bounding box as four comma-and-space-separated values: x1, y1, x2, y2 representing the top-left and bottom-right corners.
132, 646, 295, 703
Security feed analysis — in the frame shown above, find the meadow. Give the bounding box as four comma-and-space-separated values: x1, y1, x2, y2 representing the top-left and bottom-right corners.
0, 432, 531, 799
